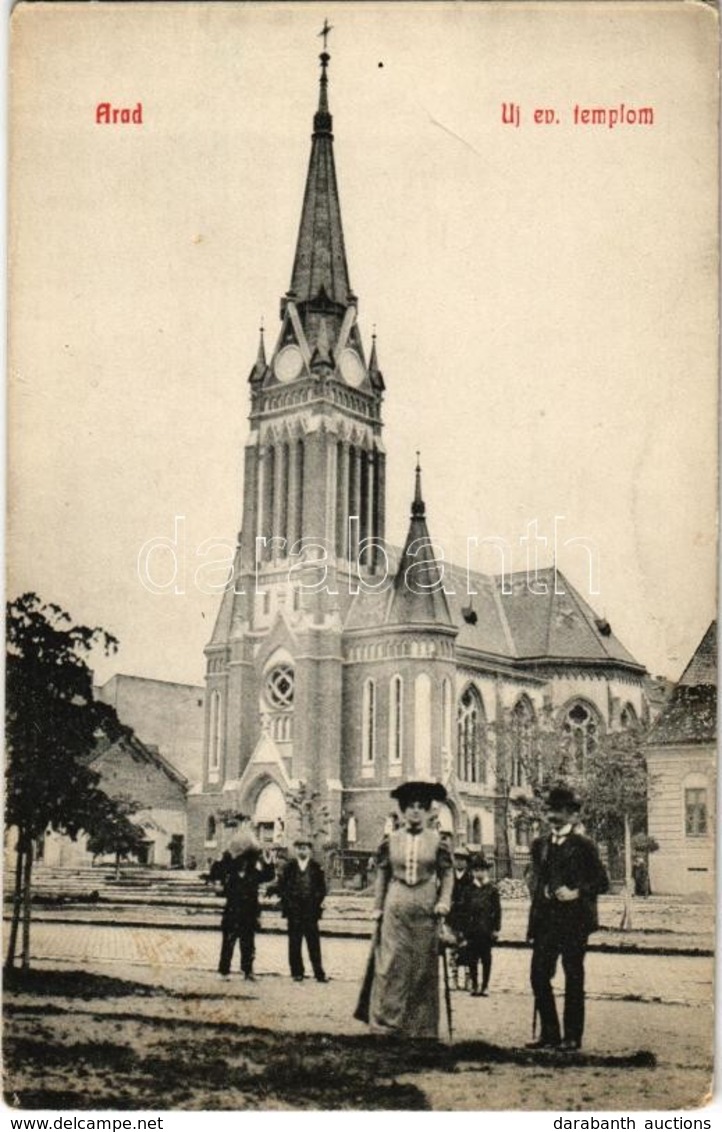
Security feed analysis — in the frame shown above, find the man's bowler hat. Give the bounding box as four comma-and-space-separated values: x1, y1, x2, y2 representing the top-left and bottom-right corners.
545, 784, 581, 812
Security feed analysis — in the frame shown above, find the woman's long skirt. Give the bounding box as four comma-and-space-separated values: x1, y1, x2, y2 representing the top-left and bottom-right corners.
369, 876, 439, 1038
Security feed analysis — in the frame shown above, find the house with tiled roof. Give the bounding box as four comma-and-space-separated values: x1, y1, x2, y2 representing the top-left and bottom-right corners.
187, 43, 648, 872
646, 623, 716, 894
39, 729, 188, 870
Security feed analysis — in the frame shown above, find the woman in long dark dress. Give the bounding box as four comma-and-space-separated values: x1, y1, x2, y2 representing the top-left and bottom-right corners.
362, 780, 453, 1039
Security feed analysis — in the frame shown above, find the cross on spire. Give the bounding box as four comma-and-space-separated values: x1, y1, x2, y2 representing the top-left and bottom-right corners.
318, 18, 333, 50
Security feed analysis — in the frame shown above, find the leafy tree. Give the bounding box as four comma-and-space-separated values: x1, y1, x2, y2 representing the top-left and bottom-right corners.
490, 702, 566, 877
489, 702, 650, 916
86, 793, 147, 879
579, 726, 649, 928
285, 781, 331, 853
580, 728, 647, 856
5, 593, 122, 969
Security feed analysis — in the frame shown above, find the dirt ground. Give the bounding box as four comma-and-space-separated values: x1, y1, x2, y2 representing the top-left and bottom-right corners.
3, 959, 714, 1113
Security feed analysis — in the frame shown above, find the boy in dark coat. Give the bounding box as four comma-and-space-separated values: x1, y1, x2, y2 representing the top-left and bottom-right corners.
218, 832, 275, 980
278, 837, 328, 982
526, 784, 609, 1050
463, 854, 502, 996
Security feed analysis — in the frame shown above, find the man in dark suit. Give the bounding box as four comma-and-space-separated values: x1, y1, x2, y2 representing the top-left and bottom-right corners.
278, 837, 328, 983
526, 784, 609, 1051
218, 831, 275, 981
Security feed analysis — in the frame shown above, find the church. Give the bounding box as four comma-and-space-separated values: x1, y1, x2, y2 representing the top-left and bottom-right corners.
187, 41, 648, 871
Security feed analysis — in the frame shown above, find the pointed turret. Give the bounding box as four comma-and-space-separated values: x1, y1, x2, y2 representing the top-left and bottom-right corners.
248, 324, 268, 384
387, 461, 454, 627
286, 47, 353, 324
368, 331, 385, 392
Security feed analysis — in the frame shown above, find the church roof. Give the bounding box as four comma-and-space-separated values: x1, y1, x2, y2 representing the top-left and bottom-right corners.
288, 50, 352, 312
345, 545, 643, 673
647, 623, 717, 746
342, 461, 642, 670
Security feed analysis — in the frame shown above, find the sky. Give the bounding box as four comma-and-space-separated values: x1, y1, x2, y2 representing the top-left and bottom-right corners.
8, 1, 718, 687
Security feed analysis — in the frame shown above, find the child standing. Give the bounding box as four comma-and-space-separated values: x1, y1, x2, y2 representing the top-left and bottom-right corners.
464, 854, 501, 997
448, 846, 472, 990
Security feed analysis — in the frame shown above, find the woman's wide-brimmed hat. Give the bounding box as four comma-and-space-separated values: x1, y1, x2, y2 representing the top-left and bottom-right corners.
390, 779, 447, 809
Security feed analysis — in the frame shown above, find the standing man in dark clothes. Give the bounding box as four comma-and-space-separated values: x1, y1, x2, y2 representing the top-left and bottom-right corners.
218, 831, 275, 981
448, 846, 472, 989
464, 854, 501, 997
526, 784, 609, 1051
278, 837, 328, 983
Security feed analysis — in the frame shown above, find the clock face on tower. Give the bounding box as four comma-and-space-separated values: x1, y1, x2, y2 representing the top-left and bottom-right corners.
274, 345, 304, 383
338, 347, 366, 388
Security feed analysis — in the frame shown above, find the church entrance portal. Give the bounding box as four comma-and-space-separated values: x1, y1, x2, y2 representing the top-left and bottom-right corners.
253, 781, 287, 845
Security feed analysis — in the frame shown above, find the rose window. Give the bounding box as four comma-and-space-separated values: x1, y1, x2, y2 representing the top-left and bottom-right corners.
266, 664, 294, 709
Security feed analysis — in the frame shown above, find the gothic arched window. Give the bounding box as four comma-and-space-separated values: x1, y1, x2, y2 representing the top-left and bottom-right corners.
388, 675, 403, 769
471, 816, 482, 845
362, 679, 376, 768
510, 696, 536, 787
560, 700, 602, 773
620, 703, 639, 731
457, 685, 486, 783
441, 678, 452, 775
208, 690, 221, 781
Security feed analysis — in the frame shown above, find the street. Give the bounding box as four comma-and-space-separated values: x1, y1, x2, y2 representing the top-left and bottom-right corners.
23, 920, 714, 1012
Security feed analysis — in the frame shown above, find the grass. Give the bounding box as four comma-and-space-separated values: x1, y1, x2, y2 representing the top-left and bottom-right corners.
4, 967, 656, 1111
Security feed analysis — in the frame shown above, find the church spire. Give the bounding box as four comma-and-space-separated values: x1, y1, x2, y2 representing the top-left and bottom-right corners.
368, 329, 385, 392
386, 461, 454, 628
287, 31, 353, 314
248, 321, 268, 384
412, 452, 425, 518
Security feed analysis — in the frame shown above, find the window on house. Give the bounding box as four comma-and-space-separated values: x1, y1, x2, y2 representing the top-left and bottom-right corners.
685, 788, 708, 836
205, 816, 217, 846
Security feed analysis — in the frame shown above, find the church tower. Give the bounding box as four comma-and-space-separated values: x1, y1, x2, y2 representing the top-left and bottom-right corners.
238, 44, 386, 603
192, 40, 386, 849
